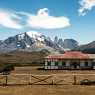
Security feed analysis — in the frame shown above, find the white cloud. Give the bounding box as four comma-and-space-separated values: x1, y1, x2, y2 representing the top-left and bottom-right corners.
79, 0, 95, 16
26, 8, 70, 29
0, 10, 22, 29
0, 8, 70, 30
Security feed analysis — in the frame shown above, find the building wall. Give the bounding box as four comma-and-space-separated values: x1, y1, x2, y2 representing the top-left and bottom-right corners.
44, 59, 94, 70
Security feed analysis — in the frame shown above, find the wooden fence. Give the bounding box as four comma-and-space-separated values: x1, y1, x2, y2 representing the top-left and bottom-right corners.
0, 74, 95, 86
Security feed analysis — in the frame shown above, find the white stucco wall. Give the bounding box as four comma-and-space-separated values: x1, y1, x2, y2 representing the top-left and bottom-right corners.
66, 60, 70, 66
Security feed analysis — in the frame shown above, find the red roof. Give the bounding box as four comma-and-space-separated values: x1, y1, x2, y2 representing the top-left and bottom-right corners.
46, 51, 89, 59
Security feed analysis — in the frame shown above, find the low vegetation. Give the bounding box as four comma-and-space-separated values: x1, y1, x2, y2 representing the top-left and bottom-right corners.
0, 50, 49, 73
0, 63, 14, 74
0, 51, 49, 66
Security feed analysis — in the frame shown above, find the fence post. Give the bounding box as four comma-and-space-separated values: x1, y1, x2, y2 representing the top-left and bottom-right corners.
73, 75, 77, 85
4, 74, 8, 86
6, 75, 8, 86
4, 72, 10, 86
51, 79, 54, 85
29, 74, 32, 85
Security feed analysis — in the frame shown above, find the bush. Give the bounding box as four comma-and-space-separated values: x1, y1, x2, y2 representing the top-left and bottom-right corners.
0, 64, 15, 74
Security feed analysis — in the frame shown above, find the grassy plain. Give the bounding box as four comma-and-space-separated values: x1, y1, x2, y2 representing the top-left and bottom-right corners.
0, 66, 95, 95
0, 85, 95, 95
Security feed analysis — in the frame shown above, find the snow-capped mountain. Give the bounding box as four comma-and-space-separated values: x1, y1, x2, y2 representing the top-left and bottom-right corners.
26, 31, 44, 42
54, 36, 78, 51
63, 39, 78, 50
0, 31, 79, 53
0, 31, 61, 53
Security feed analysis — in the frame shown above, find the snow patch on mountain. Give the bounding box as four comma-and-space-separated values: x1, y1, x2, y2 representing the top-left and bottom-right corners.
26, 31, 44, 42
18, 33, 25, 41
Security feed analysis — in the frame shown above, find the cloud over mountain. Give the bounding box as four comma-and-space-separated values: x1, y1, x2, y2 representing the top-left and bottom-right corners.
0, 8, 70, 30
79, 0, 95, 16
25, 8, 70, 29
0, 10, 22, 29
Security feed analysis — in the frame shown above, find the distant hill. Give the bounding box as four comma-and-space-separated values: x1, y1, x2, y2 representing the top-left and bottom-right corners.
74, 41, 95, 54
63, 39, 78, 50
0, 50, 50, 66
54, 36, 78, 51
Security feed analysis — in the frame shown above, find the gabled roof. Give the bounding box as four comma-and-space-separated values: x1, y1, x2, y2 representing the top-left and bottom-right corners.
46, 51, 90, 60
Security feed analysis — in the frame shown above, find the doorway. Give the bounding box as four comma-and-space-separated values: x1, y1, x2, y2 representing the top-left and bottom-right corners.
70, 62, 80, 69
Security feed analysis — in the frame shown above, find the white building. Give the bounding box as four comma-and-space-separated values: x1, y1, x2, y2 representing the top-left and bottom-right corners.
44, 51, 95, 70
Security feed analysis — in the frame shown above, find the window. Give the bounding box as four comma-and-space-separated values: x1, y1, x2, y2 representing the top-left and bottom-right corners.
51, 61, 55, 66
55, 61, 58, 66
92, 62, 95, 66
58, 61, 62, 66
47, 61, 51, 66
85, 62, 88, 66
62, 62, 66, 66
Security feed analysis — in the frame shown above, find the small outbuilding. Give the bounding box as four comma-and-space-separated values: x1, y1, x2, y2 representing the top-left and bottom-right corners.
44, 51, 95, 70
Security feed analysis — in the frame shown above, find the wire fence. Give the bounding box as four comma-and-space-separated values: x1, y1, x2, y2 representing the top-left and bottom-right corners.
0, 73, 95, 86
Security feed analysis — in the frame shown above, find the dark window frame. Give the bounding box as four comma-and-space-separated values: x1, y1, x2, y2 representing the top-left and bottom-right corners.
55, 61, 58, 66
85, 62, 89, 66
62, 61, 66, 66
47, 61, 51, 66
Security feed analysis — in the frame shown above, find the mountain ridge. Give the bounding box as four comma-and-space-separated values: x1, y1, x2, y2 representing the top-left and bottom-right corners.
0, 31, 78, 53
0, 31, 95, 54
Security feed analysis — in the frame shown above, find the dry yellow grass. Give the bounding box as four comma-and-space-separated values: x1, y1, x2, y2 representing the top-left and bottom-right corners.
14, 66, 95, 74
0, 85, 95, 95
0, 66, 95, 95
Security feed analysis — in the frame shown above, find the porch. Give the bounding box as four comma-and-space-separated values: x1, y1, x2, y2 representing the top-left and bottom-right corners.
44, 59, 95, 70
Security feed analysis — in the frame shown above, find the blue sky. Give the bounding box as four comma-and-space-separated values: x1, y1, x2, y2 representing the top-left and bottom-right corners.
0, 0, 95, 44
